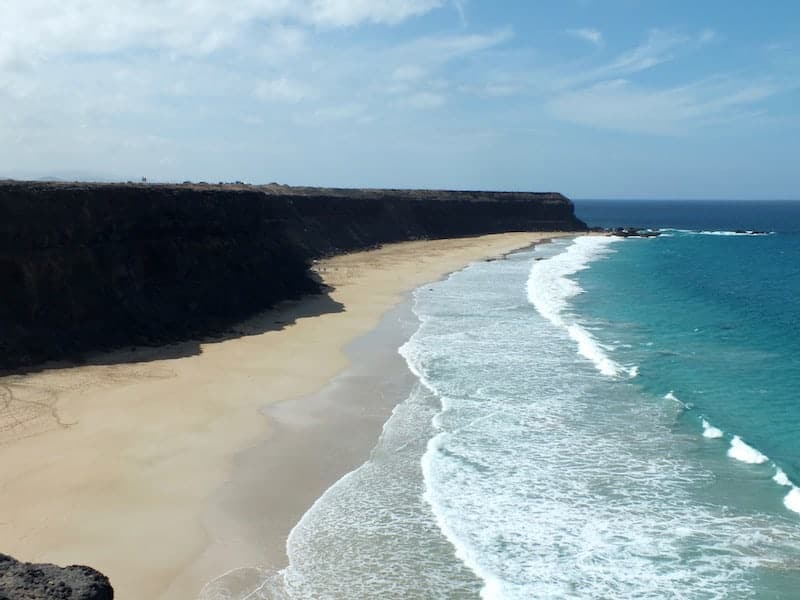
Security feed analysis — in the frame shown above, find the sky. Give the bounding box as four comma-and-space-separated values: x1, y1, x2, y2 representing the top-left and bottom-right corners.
1, 1, 798, 199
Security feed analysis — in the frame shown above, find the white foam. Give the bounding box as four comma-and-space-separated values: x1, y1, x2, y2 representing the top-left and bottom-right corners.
480, 576, 506, 600
410, 247, 800, 598
565, 323, 620, 377
773, 470, 800, 516
664, 391, 691, 410
527, 237, 632, 378
421, 432, 498, 599
701, 420, 724, 439
727, 436, 768, 464
772, 467, 794, 487
784, 488, 800, 515
774, 468, 792, 487
662, 228, 774, 236
234, 233, 800, 600
700, 230, 750, 236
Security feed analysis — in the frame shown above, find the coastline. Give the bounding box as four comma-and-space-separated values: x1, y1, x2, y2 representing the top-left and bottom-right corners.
0, 232, 567, 599
193, 299, 420, 600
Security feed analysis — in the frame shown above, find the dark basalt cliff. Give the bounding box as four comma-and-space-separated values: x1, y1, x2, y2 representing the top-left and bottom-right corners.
0, 553, 113, 600
1, 181, 585, 370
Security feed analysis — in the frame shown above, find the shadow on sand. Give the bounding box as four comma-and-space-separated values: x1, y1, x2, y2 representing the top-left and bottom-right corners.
1, 284, 345, 377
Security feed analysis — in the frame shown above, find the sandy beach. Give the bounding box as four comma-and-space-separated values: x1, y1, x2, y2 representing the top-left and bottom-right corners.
0, 232, 566, 600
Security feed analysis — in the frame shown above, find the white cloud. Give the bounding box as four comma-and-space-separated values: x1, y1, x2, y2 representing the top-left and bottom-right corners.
607, 29, 687, 74
0, 0, 514, 181
535, 29, 690, 94
0, 1, 790, 190
259, 26, 310, 60
379, 27, 512, 96
307, 0, 444, 27
405, 91, 446, 108
483, 83, 517, 97
378, 31, 512, 99
392, 65, 427, 81
457, 81, 518, 97
452, 0, 467, 26
254, 77, 311, 102
0, 0, 445, 69
547, 77, 779, 135
699, 29, 718, 45
567, 28, 604, 46
412, 28, 513, 62
536, 28, 787, 135
312, 103, 369, 121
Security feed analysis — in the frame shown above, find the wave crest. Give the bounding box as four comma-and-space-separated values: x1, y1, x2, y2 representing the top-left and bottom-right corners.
784, 488, 800, 515
701, 419, 724, 439
774, 468, 792, 487
727, 436, 768, 464
527, 237, 637, 378
663, 229, 775, 236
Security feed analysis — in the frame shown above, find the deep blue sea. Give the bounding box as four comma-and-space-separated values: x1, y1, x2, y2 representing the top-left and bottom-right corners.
223, 200, 800, 599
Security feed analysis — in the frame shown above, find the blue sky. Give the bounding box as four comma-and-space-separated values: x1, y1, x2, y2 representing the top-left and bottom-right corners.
1, 1, 798, 198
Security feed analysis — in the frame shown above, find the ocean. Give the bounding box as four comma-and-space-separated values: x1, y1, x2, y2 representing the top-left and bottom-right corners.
244, 200, 800, 599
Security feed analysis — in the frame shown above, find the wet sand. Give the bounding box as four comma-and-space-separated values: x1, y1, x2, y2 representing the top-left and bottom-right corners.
0, 232, 566, 599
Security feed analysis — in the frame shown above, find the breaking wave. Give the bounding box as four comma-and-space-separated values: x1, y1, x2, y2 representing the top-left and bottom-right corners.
728, 436, 769, 464
702, 419, 724, 439
663, 229, 775, 236
527, 236, 637, 378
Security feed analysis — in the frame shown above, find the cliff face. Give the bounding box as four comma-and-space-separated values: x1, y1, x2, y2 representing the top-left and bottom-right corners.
0, 181, 585, 370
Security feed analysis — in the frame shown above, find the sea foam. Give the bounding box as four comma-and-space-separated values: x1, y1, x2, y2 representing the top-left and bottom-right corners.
784, 488, 800, 515
663, 229, 774, 236
727, 436, 768, 464
772, 469, 800, 515
701, 419, 724, 439
406, 237, 800, 599
698, 230, 768, 236
527, 237, 636, 378
774, 468, 792, 487
664, 391, 691, 410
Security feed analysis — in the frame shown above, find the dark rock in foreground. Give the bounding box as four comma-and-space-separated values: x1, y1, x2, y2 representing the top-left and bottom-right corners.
0, 553, 113, 600
0, 181, 586, 370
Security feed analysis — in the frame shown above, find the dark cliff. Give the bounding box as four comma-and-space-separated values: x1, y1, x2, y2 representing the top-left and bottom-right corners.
1, 181, 585, 370
0, 553, 113, 600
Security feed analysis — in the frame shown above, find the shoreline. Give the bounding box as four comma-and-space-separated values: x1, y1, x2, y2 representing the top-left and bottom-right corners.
0, 232, 568, 599
195, 298, 420, 600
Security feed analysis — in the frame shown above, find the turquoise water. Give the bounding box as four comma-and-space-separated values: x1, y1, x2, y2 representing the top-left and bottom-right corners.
574, 230, 800, 495
220, 202, 800, 599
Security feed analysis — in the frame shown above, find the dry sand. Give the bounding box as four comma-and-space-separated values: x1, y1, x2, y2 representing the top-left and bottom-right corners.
0, 232, 568, 599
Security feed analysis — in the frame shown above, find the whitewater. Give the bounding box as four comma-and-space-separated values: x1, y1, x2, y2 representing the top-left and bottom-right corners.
212, 215, 800, 599
405, 236, 800, 598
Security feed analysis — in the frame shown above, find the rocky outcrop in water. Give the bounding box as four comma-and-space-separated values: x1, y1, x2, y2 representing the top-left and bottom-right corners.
0, 553, 113, 600
0, 181, 586, 370
610, 227, 661, 238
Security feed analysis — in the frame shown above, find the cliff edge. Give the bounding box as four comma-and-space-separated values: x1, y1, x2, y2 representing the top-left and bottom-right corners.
0, 181, 585, 370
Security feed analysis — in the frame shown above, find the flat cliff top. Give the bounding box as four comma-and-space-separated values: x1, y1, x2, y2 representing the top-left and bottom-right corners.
0, 179, 568, 203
